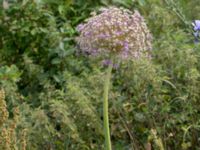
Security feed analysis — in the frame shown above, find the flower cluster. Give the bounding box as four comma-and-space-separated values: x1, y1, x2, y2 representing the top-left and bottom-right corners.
76, 7, 152, 60
193, 20, 200, 43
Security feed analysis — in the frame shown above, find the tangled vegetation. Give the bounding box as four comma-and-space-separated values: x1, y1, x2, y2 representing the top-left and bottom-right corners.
1, 0, 200, 149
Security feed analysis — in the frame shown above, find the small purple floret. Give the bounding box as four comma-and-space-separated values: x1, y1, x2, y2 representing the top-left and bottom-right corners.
76, 24, 84, 32
123, 42, 129, 50
102, 59, 119, 69
113, 63, 119, 69
98, 34, 109, 39
84, 32, 92, 37
91, 49, 98, 56
102, 59, 112, 66
116, 31, 123, 35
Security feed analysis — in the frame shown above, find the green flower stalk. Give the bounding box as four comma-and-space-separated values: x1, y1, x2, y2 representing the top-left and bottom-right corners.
76, 7, 152, 149
103, 64, 112, 150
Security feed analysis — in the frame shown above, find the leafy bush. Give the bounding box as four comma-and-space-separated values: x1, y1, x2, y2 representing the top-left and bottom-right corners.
1, 0, 200, 149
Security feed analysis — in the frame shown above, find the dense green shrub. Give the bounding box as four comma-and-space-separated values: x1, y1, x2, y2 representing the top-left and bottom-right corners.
1, 0, 200, 149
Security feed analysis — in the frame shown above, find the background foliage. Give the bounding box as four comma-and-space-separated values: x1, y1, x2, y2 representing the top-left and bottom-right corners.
1, 0, 200, 149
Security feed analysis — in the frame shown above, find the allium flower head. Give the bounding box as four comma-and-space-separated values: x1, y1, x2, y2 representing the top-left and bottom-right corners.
76, 7, 152, 60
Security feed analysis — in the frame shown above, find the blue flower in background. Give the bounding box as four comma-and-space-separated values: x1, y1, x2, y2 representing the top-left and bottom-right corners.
193, 20, 200, 31
193, 20, 200, 43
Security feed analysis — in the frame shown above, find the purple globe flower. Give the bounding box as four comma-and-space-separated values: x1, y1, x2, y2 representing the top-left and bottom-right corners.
76, 7, 152, 60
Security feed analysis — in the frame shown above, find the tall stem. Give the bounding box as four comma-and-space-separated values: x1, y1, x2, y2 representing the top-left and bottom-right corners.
103, 64, 112, 150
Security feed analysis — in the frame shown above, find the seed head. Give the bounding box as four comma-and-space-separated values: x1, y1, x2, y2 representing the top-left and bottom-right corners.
0, 89, 9, 128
